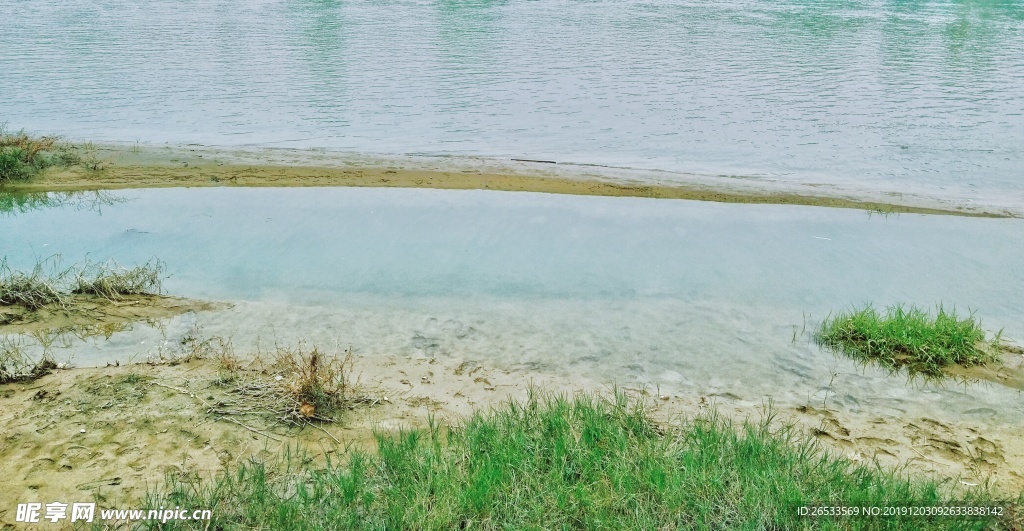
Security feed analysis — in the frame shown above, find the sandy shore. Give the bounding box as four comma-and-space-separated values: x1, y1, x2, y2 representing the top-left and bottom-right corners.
4, 143, 1018, 218
2, 350, 1022, 525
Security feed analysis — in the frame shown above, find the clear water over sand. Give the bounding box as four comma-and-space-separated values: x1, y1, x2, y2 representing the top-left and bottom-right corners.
2, 188, 1022, 426
3, 0, 1023, 205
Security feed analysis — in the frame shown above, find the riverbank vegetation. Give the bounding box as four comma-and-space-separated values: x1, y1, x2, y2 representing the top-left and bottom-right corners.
136, 391, 1018, 530
817, 304, 1002, 377
0, 125, 80, 184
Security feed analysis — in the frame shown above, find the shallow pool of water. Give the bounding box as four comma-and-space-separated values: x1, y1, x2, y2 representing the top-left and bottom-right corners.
2, 187, 1022, 426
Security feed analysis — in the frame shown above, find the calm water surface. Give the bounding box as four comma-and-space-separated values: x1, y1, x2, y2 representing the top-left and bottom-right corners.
2, 0, 1023, 204
2, 188, 1023, 425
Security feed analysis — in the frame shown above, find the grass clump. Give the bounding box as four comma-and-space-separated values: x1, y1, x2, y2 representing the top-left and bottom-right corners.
0, 259, 68, 311
817, 304, 1000, 377
139, 392, 1017, 530
0, 258, 165, 314
0, 125, 76, 184
72, 259, 165, 300
164, 333, 366, 425
267, 345, 356, 420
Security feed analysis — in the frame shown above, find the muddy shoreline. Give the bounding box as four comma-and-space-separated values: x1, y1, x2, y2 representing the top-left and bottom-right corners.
3, 143, 1017, 218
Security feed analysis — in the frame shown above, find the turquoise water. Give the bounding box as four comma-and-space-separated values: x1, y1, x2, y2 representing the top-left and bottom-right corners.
2, 0, 1023, 205
2, 188, 1023, 426
3, 188, 1023, 321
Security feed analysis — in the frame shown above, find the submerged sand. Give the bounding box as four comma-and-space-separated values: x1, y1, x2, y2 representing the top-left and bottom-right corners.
1, 351, 1022, 525
4, 143, 1018, 218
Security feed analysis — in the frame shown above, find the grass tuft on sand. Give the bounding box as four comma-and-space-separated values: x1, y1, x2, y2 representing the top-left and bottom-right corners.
137, 391, 1017, 530
817, 304, 1000, 377
0, 258, 164, 311
71, 259, 165, 300
270, 345, 356, 420
0, 125, 81, 184
0, 260, 68, 311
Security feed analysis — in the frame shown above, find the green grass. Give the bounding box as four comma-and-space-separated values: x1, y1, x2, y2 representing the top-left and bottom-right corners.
817, 304, 1000, 377
0, 124, 77, 184
132, 391, 1018, 530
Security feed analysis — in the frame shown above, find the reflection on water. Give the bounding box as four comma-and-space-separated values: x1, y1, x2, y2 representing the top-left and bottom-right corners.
0, 190, 125, 216
0, 320, 144, 372
2, 0, 1022, 203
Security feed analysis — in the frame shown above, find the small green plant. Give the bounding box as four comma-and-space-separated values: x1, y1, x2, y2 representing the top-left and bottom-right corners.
80, 152, 107, 171
817, 303, 1000, 377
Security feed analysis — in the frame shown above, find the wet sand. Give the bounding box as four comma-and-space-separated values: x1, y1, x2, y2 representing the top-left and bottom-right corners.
1, 351, 1022, 526
0, 295, 220, 336
4, 143, 1017, 218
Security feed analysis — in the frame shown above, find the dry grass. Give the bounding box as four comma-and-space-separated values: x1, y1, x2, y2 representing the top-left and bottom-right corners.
269, 345, 357, 420
0, 258, 68, 311
71, 259, 165, 300
148, 330, 372, 428
0, 124, 111, 184
0, 258, 165, 313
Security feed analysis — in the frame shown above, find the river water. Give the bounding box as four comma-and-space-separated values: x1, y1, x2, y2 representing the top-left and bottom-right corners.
2, 0, 1023, 206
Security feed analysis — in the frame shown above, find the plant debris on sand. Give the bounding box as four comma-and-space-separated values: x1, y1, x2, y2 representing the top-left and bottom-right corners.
817, 303, 1003, 377
141, 391, 1021, 530
170, 334, 374, 432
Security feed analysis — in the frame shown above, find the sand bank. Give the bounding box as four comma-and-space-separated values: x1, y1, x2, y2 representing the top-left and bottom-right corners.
2, 351, 1022, 525
4, 143, 1018, 218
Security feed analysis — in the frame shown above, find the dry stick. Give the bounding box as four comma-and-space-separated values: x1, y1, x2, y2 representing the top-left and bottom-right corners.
308, 421, 342, 444
220, 416, 283, 442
